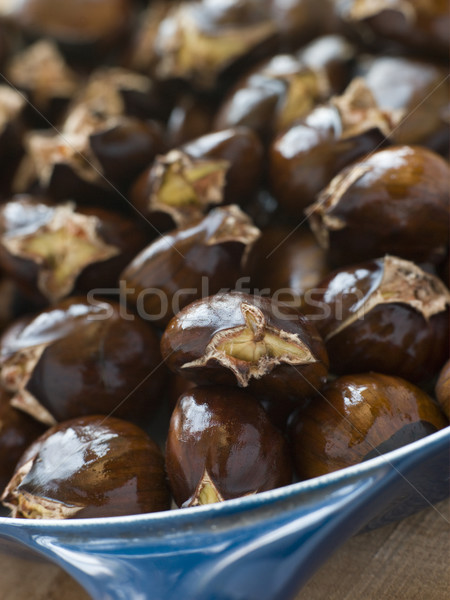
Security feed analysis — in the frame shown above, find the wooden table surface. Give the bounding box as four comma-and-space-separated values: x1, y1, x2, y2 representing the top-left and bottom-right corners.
1, 499, 449, 600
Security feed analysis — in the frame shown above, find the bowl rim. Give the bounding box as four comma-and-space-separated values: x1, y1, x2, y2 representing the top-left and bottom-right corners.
1, 424, 448, 531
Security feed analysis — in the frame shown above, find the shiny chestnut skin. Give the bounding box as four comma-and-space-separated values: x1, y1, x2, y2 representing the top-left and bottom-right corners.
303, 256, 450, 383
1, 415, 170, 518
0, 388, 46, 492
0, 297, 166, 426
161, 291, 329, 403
307, 146, 450, 267
0, 0, 133, 61
334, 0, 449, 60
245, 225, 330, 305
166, 94, 215, 148
360, 56, 449, 153
131, 127, 263, 230
269, 80, 393, 214
436, 360, 450, 419
166, 386, 293, 507
289, 373, 449, 480
0, 196, 149, 303
121, 205, 260, 327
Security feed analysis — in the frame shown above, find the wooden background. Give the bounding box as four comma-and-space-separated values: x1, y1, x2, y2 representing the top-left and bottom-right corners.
1, 499, 449, 600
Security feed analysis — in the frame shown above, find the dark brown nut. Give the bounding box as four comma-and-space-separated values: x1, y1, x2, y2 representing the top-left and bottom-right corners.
0, 84, 25, 164
269, 78, 397, 214
303, 256, 450, 382
0, 0, 134, 61
307, 145, 450, 267
161, 291, 329, 402
0, 297, 166, 426
435, 359, 450, 419
289, 373, 448, 479
166, 386, 293, 507
151, 1, 278, 91
334, 0, 449, 60
0, 197, 149, 303
0, 387, 46, 492
131, 127, 263, 230
297, 34, 356, 96
245, 225, 330, 305
121, 205, 260, 326
166, 94, 215, 149
4, 39, 80, 126
213, 53, 331, 140
1, 415, 170, 518
360, 56, 449, 152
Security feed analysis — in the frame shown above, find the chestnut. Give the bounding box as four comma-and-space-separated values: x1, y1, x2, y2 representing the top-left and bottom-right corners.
269, 78, 395, 214
166, 386, 293, 507
359, 56, 449, 152
131, 127, 263, 230
213, 53, 331, 140
436, 360, 450, 419
1, 415, 170, 518
166, 94, 215, 148
4, 40, 80, 126
289, 373, 448, 479
0, 85, 25, 165
0, 0, 134, 63
0, 296, 166, 426
121, 205, 260, 326
245, 225, 330, 305
161, 291, 329, 402
303, 255, 450, 382
0, 387, 46, 493
307, 145, 450, 266
0, 196, 149, 303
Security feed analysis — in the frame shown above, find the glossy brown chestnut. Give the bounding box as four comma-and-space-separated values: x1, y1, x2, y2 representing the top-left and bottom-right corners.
0, 197, 149, 303
0, 0, 134, 61
121, 205, 260, 326
1, 415, 170, 518
334, 0, 449, 59
360, 56, 449, 152
269, 78, 395, 214
161, 291, 329, 402
307, 146, 450, 266
435, 359, 450, 419
131, 127, 263, 230
245, 225, 330, 305
289, 373, 448, 479
166, 386, 293, 507
303, 256, 450, 382
0, 387, 46, 493
166, 94, 215, 149
0, 297, 166, 426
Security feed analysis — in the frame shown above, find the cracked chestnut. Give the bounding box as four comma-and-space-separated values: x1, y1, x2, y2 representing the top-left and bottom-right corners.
161, 291, 329, 403
166, 386, 293, 507
0, 296, 166, 426
303, 256, 450, 382
289, 373, 448, 479
307, 145, 450, 266
1, 415, 170, 518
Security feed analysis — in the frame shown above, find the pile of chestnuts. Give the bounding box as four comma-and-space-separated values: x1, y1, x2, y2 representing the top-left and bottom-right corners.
0, 0, 448, 520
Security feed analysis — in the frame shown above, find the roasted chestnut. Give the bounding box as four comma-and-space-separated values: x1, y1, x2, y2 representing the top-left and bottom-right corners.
166, 386, 293, 507
1, 415, 170, 518
0, 297, 166, 426
269, 78, 396, 214
436, 360, 450, 419
0, 387, 46, 493
166, 94, 215, 148
121, 205, 260, 326
245, 225, 330, 305
161, 291, 329, 402
303, 255, 450, 382
289, 373, 448, 479
0, 196, 149, 303
131, 127, 263, 230
307, 145, 450, 266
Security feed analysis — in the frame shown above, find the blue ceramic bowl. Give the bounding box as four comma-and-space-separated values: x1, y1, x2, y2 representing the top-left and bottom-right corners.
0, 425, 448, 600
